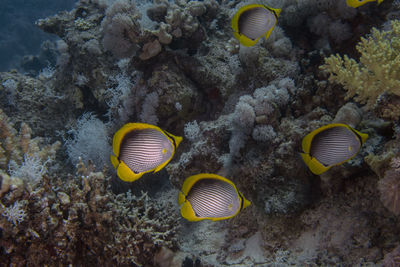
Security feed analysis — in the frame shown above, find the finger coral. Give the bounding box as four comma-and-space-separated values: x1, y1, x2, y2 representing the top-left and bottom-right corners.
0, 109, 60, 182
320, 20, 400, 113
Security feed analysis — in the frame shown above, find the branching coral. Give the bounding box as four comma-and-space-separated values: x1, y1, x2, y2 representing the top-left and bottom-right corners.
0, 160, 179, 266
0, 109, 60, 184
320, 20, 400, 111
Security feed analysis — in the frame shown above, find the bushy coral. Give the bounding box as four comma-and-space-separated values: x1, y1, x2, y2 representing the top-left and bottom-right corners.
101, 0, 142, 58
320, 20, 400, 112
228, 78, 293, 159
64, 112, 111, 169
8, 154, 50, 186
1, 200, 26, 225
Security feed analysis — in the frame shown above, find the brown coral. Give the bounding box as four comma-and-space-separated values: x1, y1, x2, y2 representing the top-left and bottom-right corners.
378, 169, 400, 216
0, 160, 178, 266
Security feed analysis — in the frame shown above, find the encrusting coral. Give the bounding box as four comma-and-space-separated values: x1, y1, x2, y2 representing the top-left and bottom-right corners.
0, 160, 178, 266
320, 20, 400, 118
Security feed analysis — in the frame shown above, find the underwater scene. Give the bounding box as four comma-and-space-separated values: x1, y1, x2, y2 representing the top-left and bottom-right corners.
1, 0, 400, 266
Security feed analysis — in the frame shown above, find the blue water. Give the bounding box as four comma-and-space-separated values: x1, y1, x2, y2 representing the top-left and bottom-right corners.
0, 0, 76, 71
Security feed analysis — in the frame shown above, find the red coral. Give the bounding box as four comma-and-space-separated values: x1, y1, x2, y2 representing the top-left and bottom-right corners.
378, 169, 400, 216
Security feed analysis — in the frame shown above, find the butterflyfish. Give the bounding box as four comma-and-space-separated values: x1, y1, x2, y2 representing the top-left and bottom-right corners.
346, 0, 384, 8
231, 4, 281, 47
178, 173, 251, 222
110, 123, 182, 182
301, 123, 368, 175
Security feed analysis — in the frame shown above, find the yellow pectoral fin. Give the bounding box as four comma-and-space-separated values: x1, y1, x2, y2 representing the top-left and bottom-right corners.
117, 161, 143, 182
180, 201, 202, 222
377, 0, 384, 4
301, 153, 330, 175
239, 35, 259, 47
308, 158, 330, 175
110, 154, 120, 169
301, 153, 312, 166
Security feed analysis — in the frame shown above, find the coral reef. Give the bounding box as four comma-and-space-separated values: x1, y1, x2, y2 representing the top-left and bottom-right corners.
1, 0, 400, 266
0, 160, 178, 266
0, 71, 75, 137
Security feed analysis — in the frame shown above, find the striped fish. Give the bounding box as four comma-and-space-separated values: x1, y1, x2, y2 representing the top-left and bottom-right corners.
231, 4, 281, 47
310, 126, 361, 166
110, 123, 182, 182
119, 129, 173, 174
187, 179, 240, 218
178, 173, 251, 222
238, 7, 277, 41
301, 123, 368, 175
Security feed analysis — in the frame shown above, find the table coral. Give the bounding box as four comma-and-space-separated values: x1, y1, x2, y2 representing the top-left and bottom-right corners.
320, 20, 400, 113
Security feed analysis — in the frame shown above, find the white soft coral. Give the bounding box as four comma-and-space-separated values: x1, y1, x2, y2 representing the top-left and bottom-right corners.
2, 201, 26, 226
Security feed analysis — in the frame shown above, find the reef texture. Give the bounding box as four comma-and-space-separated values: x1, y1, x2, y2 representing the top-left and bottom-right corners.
1, 0, 400, 266
1, 160, 178, 266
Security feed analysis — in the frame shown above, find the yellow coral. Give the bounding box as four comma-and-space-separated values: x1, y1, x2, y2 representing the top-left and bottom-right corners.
320, 20, 400, 109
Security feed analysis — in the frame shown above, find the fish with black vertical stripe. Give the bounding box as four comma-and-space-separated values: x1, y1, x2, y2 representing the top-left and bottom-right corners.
110, 123, 182, 182
301, 123, 368, 175
178, 173, 251, 221
231, 4, 281, 47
